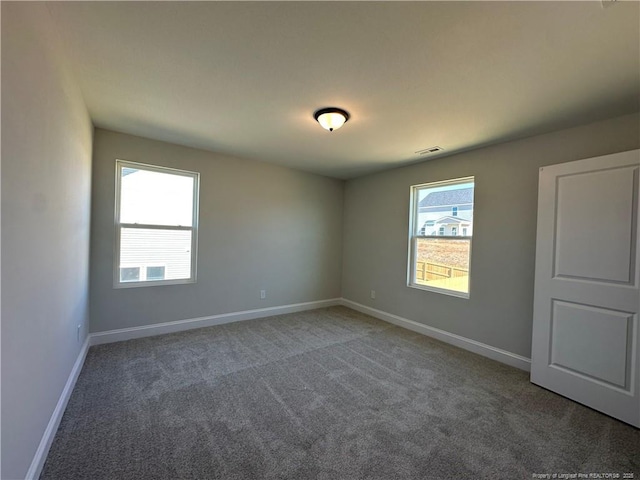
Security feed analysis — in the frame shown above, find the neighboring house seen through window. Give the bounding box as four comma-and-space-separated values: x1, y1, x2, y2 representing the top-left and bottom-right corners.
408, 177, 474, 297
146, 266, 166, 281
120, 267, 140, 282
115, 160, 199, 287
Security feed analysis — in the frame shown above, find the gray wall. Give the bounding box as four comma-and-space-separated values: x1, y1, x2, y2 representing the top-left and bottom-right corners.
342, 113, 640, 359
1, 3, 94, 479
90, 129, 344, 333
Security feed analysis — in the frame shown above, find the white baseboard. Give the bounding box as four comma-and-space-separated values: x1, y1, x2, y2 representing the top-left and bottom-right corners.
89, 298, 342, 346
340, 298, 531, 372
26, 336, 91, 480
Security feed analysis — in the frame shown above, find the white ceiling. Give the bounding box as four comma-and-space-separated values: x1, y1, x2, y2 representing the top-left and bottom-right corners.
48, 1, 640, 179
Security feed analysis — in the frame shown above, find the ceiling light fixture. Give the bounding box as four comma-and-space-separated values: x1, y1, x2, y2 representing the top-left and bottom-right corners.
314, 107, 350, 132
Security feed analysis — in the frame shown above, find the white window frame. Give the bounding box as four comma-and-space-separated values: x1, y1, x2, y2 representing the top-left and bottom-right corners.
407, 176, 474, 299
114, 159, 200, 288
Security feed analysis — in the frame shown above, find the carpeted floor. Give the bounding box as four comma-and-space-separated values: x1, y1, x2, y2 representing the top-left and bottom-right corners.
41, 306, 639, 479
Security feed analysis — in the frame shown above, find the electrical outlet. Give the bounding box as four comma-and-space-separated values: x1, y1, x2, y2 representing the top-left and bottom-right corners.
260, 290, 266, 299
370, 290, 376, 299
77, 324, 81, 342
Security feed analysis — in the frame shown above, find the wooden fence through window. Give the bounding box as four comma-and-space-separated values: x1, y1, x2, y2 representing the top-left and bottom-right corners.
416, 261, 468, 282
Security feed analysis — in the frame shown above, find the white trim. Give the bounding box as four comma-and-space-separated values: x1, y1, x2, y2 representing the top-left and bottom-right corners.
407, 176, 475, 298
407, 282, 470, 300
26, 337, 91, 480
340, 298, 531, 371
113, 159, 200, 289
89, 298, 342, 345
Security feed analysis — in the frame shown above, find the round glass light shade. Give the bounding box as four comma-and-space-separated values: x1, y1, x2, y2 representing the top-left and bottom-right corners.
314, 108, 350, 132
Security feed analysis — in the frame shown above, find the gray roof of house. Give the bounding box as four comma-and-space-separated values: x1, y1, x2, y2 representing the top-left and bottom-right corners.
419, 187, 473, 207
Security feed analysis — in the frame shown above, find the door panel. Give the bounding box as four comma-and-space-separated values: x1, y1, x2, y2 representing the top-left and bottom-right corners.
550, 300, 632, 389
531, 149, 640, 427
554, 167, 637, 283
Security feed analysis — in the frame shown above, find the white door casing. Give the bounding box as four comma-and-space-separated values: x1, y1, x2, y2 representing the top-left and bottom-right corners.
531, 149, 640, 427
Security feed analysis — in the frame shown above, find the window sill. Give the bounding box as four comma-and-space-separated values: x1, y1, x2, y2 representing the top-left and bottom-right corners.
114, 278, 196, 289
407, 282, 470, 299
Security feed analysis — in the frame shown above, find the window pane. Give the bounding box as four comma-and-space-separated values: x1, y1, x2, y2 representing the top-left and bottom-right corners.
414, 237, 470, 294
146, 266, 166, 281
120, 167, 194, 226
120, 228, 192, 281
415, 182, 474, 236
120, 267, 140, 283
410, 177, 474, 296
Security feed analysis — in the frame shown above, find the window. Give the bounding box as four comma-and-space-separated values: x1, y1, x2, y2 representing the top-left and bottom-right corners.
146, 266, 166, 281
115, 160, 199, 288
120, 267, 140, 283
408, 177, 474, 297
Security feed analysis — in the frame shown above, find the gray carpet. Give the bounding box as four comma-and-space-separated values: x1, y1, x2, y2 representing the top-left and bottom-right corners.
41, 306, 639, 479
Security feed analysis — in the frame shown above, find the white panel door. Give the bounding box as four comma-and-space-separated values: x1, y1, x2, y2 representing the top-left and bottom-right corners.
531, 149, 640, 427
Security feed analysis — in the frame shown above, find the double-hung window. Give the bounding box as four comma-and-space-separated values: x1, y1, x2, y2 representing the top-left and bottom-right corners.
408, 176, 474, 297
114, 160, 199, 288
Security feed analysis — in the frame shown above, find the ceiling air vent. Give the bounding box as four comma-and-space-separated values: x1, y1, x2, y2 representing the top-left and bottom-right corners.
415, 146, 444, 155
